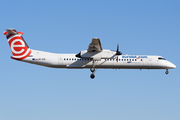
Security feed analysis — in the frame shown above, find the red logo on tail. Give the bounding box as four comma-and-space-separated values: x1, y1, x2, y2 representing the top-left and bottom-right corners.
8, 35, 31, 60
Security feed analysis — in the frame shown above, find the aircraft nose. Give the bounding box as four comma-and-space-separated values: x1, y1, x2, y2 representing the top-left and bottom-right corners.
172, 64, 176, 69
167, 62, 176, 69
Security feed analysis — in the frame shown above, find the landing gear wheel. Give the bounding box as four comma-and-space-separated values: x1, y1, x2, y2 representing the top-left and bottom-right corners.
90, 68, 95, 72
90, 74, 95, 79
165, 69, 169, 74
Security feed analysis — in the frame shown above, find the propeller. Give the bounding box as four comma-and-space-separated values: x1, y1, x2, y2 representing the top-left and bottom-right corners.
116, 44, 122, 55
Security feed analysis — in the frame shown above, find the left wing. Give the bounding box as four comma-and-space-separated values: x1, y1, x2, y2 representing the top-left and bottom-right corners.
87, 38, 102, 52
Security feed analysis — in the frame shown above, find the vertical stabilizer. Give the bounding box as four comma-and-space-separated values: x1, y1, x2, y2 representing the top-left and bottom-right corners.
4, 29, 32, 60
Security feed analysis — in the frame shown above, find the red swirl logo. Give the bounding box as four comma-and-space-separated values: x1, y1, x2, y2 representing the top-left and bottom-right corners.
8, 35, 31, 60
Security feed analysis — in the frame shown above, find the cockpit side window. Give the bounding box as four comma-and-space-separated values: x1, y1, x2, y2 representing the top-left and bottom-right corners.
158, 57, 166, 60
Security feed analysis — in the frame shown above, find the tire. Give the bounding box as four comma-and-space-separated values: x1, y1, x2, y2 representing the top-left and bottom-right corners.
90, 74, 95, 79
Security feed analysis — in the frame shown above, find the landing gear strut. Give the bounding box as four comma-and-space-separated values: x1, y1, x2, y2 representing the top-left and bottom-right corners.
165, 69, 169, 74
90, 60, 98, 79
90, 67, 95, 72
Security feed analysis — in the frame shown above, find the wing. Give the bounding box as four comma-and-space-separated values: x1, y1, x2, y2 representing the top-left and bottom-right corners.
87, 38, 102, 52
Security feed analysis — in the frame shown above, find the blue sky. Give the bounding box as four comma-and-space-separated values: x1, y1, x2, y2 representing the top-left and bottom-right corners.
0, 0, 180, 120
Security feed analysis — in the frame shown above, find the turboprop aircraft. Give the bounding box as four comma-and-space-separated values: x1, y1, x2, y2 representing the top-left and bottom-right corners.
4, 29, 176, 79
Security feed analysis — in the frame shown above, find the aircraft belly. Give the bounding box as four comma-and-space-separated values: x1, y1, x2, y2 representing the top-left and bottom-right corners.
65, 60, 167, 69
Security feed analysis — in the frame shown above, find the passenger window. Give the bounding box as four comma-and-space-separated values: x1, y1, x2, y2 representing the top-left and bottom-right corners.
141, 59, 143, 61
132, 59, 134, 61
127, 59, 128, 61
124, 59, 126, 61
122, 59, 123, 61
135, 59, 137, 61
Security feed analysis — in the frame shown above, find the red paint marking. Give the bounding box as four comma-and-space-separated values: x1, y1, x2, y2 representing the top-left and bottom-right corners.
3, 31, 8, 35
11, 50, 31, 60
8, 36, 28, 56
18, 32, 23, 35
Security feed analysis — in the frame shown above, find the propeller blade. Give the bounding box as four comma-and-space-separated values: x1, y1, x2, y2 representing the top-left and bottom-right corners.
117, 44, 119, 52
116, 44, 122, 55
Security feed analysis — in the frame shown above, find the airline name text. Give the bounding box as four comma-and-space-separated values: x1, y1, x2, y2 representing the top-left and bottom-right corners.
122, 56, 148, 58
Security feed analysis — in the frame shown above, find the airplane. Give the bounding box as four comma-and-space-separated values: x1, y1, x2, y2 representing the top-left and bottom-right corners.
4, 29, 176, 79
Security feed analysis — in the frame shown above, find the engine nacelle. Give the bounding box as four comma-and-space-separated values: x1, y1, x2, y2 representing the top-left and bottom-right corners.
76, 50, 116, 60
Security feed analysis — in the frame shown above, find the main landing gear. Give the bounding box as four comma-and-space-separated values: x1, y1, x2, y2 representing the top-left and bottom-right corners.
90, 73, 95, 79
90, 68, 96, 79
165, 69, 169, 74
90, 60, 97, 79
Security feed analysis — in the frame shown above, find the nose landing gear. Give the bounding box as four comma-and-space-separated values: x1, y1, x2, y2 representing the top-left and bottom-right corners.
165, 69, 169, 74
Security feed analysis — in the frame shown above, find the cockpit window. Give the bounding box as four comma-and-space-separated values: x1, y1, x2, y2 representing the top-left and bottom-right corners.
158, 57, 166, 60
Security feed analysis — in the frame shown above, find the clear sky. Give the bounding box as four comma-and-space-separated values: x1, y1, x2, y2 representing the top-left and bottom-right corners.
0, 0, 180, 120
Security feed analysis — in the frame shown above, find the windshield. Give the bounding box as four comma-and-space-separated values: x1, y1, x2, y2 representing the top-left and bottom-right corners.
158, 57, 166, 60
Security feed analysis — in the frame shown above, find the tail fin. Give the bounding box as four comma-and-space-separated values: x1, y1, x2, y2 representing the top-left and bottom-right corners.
4, 29, 32, 60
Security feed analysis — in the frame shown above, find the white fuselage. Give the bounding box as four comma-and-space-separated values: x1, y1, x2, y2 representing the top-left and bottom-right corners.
4, 29, 176, 79
21, 49, 176, 70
